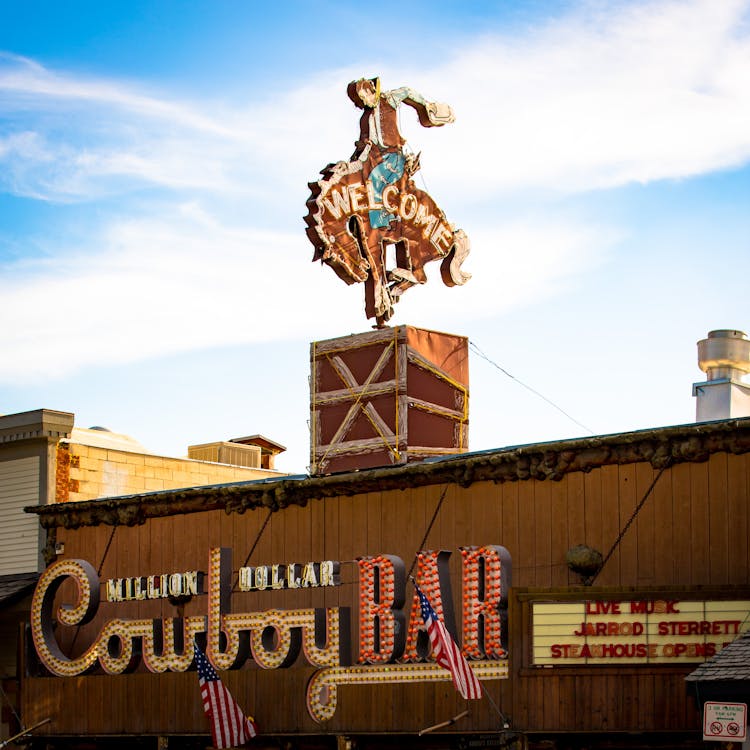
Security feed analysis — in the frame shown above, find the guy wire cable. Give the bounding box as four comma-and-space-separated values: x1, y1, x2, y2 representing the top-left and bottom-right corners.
469, 340, 594, 435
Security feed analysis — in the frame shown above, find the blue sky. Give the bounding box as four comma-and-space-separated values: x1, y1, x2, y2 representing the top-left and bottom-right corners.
1, 0, 749, 473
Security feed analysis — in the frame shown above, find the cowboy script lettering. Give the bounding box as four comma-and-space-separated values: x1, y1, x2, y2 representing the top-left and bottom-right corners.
305, 78, 471, 327
30, 545, 510, 721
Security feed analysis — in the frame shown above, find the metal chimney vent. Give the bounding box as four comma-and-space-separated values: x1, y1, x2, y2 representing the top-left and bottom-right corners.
693, 329, 750, 421
697, 329, 750, 381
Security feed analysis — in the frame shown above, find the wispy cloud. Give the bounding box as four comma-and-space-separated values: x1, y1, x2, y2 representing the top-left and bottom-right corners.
2, 1, 749, 202
0, 0, 748, 385
0, 204, 606, 383
0, 52, 237, 135
399, 0, 750, 194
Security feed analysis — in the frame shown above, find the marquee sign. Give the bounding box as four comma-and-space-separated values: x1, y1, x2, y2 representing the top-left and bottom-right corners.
305, 78, 471, 327
30, 545, 510, 722
532, 599, 750, 665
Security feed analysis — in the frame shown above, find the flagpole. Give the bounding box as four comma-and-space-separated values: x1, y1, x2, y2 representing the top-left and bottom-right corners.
418, 710, 469, 736
0, 717, 52, 748
481, 688, 511, 730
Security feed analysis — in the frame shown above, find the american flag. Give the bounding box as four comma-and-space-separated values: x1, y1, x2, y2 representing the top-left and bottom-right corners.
416, 584, 483, 700
194, 644, 257, 748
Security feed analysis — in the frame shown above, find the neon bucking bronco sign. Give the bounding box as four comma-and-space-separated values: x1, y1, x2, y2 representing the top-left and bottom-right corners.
305, 77, 471, 327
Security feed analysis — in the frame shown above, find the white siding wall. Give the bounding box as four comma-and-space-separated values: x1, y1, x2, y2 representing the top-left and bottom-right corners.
0, 456, 41, 575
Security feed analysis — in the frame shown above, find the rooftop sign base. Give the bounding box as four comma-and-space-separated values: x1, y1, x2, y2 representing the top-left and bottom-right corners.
309, 326, 469, 474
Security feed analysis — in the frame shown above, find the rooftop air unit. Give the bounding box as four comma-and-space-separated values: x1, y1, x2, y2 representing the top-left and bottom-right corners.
693, 329, 750, 421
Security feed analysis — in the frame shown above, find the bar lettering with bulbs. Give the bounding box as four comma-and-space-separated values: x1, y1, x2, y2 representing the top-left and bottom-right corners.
29, 544, 511, 720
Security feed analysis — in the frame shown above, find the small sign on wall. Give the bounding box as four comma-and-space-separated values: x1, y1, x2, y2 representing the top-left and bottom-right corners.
703, 702, 747, 742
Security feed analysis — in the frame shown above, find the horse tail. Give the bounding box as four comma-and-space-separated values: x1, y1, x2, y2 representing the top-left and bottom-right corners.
440, 228, 472, 287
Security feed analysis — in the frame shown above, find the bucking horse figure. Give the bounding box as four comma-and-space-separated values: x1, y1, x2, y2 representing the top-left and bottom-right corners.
305, 77, 471, 328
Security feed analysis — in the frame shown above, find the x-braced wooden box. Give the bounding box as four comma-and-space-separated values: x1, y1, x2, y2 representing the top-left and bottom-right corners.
310, 326, 469, 474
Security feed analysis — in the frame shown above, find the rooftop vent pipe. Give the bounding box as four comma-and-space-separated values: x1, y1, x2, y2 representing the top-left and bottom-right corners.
693, 329, 750, 421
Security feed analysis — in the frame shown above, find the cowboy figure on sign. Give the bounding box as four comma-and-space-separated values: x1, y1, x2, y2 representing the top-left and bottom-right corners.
305, 77, 471, 328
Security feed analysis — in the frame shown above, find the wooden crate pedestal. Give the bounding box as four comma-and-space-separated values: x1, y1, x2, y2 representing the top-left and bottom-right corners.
310, 326, 469, 474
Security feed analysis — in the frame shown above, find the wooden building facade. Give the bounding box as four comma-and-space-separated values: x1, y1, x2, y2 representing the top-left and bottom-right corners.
20, 417, 750, 750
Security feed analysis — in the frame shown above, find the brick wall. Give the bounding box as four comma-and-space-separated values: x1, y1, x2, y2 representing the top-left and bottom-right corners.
57, 442, 280, 502
55, 444, 80, 502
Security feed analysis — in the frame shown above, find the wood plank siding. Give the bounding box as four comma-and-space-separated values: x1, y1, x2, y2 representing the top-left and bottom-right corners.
20, 420, 750, 741
0, 456, 40, 575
